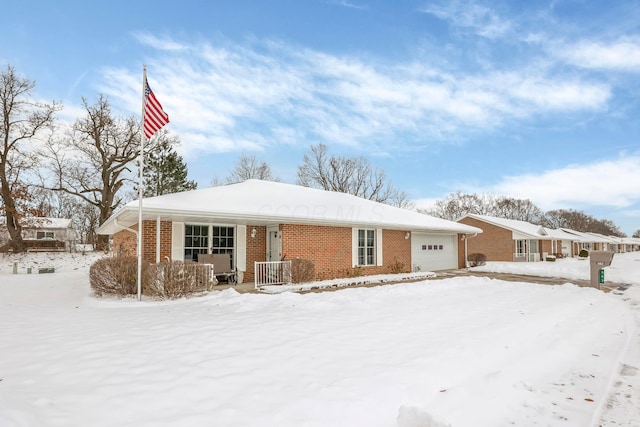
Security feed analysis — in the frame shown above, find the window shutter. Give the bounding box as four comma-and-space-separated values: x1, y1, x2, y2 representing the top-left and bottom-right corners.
376, 228, 383, 266
171, 222, 184, 261
236, 225, 246, 271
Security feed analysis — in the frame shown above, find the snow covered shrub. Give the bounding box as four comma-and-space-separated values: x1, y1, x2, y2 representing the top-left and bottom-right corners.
579, 249, 589, 258
89, 256, 152, 297
290, 258, 315, 284
467, 253, 487, 267
151, 261, 216, 298
545, 255, 556, 262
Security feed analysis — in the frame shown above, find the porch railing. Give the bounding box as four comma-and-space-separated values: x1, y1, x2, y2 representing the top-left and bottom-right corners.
513, 253, 540, 262
254, 260, 292, 288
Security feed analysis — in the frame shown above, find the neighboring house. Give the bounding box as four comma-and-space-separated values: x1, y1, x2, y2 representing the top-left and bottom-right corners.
560, 229, 618, 254
97, 180, 482, 284
620, 237, 640, 252
457, 214, 585, 262
0, 217, 79, 252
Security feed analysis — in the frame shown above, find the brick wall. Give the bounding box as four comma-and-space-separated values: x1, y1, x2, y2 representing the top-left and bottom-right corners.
111, 220, 172, 263
280, 224, 411, 280
244, 225, 267, 283
458, 217, 514, 261
457, 233, 466, 268
113, 229, 136, 257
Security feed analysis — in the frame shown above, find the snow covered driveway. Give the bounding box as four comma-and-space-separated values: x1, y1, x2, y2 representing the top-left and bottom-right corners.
0, 261, 635, 426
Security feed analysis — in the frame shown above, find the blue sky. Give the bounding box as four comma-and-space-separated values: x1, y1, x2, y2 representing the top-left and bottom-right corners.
3, 0, 640, 235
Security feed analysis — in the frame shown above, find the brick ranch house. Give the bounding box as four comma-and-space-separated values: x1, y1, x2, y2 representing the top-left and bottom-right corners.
97, 180, 482, 284
456, 214, 589, 262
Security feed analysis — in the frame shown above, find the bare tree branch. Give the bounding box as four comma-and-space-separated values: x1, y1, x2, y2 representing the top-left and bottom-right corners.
296, 144, 411, 208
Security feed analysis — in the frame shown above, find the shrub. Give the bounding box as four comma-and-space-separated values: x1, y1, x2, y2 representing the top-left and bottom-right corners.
545, 255, 556, 262
151, 261, 217, 298
89, 256, 153, 297
90, 257, 216, 299
467, 253, 487, 267
579, 249, 589, 258
290, 258, 315, 284
388, 258, 406, 274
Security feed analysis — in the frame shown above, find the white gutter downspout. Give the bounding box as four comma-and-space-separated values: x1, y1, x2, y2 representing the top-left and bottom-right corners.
156, 216, 161, 263
463, 233, 478, 268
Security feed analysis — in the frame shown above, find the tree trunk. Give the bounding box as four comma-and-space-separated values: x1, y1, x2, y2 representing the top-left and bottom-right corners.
0, 175, 25, 252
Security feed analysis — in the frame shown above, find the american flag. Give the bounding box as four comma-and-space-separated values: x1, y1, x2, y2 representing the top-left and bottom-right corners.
143, 79, 170, 138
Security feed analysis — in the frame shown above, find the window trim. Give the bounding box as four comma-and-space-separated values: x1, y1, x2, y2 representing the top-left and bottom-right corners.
352, 228, 382, 267
183, 223, 237, 265
36, 231, 55, 240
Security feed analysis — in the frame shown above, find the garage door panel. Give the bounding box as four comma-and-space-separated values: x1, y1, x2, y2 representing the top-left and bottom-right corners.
411, 233, 457, 271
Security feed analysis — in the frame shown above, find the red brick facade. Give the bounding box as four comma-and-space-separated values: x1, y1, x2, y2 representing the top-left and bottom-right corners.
280, 224, 411, 280
244, 225, 267, 283
457, 233, 466, 268
112, 220, 172, 263
458, 217, 514, 261
116, 221, 418, 283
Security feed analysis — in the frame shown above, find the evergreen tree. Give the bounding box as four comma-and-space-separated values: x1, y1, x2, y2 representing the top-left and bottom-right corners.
142, 130, 197, 197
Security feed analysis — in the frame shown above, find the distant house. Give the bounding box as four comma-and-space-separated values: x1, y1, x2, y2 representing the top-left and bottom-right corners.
457, 214, 588, 262
559, 229, 622, 254
97, 180, 482, 284
0, 217, 79, 252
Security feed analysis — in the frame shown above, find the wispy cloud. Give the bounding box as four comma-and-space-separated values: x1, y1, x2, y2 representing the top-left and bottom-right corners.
486, 155, 640, 210
329, 0, 368, 10
421, 0, 512, 39
555, 36, 640, 72
133, 32, 190, 52
96, 34, 611, 158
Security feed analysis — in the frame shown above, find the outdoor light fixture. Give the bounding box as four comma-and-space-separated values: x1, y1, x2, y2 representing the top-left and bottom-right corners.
405, 232, 410, 239
251, 228, 257, 238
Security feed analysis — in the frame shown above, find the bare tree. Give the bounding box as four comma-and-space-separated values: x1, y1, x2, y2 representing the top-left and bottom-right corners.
296, 144, 411, 208
492, 196, 545, 223
422, 191, 490, 221
633, 229, 640, 238
43, 95, 148, 250
226, 154, 278, 184
423, 192, 545, 223
0, 65, 58, 252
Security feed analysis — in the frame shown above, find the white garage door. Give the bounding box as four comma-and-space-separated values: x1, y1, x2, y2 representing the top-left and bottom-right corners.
411, 233, 458, 272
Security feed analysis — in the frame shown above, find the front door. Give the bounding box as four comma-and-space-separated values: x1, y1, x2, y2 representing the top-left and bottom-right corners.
267, 226, 282, 262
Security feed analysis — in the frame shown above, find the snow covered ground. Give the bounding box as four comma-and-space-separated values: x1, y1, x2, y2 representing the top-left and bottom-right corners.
0, 251, 638, 426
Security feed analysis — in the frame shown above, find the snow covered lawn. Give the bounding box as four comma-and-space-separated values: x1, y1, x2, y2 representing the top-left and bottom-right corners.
472, 252, 640, 286
0, 252, 638, 426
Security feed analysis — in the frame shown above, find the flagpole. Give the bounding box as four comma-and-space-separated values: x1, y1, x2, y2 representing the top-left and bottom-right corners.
137, 65, 147, 301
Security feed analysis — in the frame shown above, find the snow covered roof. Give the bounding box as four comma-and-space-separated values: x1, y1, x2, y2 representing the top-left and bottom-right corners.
545, 227, 590, 242
98, 180, 482, 235
459, 214, 551, 239
560, 229, 611, 243
0, 217, 72, 229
